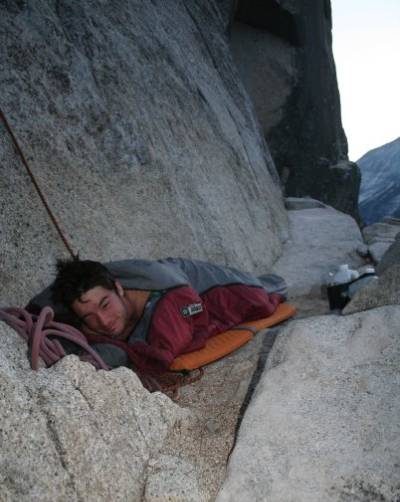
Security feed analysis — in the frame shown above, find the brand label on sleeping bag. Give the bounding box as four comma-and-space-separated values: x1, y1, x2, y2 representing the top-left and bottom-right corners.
181, 303, 203, 317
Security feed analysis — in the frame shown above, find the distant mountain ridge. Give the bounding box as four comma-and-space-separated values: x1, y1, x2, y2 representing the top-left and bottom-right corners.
358, 137, 400, 225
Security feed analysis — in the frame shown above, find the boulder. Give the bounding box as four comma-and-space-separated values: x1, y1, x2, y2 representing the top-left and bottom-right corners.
217, 306, 400, 501
284, 196, 328, 210
362, 221, 400, 245
368, 242, 393, 265
144, 455, 203, 502
343, 264, 400, 315
0, 1, 287, 306
376, 233, 400, 275
0, 321, 197, 501
272, 202, 364, 298
362, 220, 400, 264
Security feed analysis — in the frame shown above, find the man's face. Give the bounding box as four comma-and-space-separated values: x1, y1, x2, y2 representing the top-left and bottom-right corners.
71, 282, 132, 338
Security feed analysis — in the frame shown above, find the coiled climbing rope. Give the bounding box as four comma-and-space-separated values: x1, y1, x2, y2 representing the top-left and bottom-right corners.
0, 306, 109, 370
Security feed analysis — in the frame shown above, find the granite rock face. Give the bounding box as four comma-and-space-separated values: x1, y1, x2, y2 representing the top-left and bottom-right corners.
362, 219, 400, 264
377, 232, 400, 275
343, 235, 400, 315
0, 322, 196, 501
284, 196, 328, 210
217, 306, 400, 501
229, 0, 360, 218
0, 0, 287, 306
343, 264, 400, 315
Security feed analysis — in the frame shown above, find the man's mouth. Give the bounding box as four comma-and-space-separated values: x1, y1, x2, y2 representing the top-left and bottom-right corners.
106, 322, 118, 335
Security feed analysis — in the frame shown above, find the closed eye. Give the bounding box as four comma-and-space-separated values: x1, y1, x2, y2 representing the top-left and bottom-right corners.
99, 294, 110, 310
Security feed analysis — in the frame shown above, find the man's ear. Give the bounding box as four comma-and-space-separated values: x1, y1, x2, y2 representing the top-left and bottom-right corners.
115, 281, 124, 297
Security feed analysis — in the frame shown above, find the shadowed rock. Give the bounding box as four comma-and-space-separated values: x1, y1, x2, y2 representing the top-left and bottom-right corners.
343, 235, 400, 315
343, 265, 400, 315
229, 0, 360, 218
0, 0, 287, 306
284, 196, 328, 210
377, 233, 400, 275
362, 220, 400, 264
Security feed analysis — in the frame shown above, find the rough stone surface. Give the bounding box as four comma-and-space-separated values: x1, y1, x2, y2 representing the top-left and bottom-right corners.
362, 220, 400, 264
152, 326, 285, 501
362, 221, 400, 245
376, 233, 400, 275
368, 242, 393, 264
230, 21, 297, 135
0, 322, 193, 501
315, 160, 361, 221
356, 243, 370, 258
144, 456, 204, 502
0, 314, 290, 502
0, 0, 287, 307
217, 306, 400, 502
215, 0, 238, 32
284, 196, 328, 210
343, 264, 400, 315
230, 0, 360, 218
272, 203, 364, 298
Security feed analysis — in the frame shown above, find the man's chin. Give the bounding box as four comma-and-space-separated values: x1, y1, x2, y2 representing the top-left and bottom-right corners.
100, 319, 133, 340
97, 323, 122, 338
107, 328, 123, 339
108, 325, 129, 340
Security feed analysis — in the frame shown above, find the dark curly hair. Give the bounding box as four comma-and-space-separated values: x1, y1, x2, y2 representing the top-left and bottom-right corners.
51, 258, 116, 310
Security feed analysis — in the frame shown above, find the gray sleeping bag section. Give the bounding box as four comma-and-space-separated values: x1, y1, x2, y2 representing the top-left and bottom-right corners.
105, 257, 287, 297
159, 258, 287, 297
257, 273, 288, 298
104, 259, 189, 291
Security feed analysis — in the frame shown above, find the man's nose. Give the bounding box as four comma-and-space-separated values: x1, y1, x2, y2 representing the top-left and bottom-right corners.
97, 311, 112, 328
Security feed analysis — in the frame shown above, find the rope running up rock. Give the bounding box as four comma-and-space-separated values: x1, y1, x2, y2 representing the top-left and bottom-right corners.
0, 107, 77, 260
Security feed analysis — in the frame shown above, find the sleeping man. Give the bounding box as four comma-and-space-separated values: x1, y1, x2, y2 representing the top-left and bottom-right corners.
29, 257, 286, 375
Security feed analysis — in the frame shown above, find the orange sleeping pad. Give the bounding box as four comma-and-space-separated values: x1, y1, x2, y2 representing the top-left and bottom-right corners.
170, 302, 296, 371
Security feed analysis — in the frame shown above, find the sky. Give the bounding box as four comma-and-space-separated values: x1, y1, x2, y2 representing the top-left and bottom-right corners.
331, 0, 400, 161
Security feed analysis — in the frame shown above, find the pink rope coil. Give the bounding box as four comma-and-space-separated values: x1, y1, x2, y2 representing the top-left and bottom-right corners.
0, 306, 110, 371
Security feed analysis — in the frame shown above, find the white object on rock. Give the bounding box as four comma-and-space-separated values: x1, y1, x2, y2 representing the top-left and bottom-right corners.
332, 264, 352, 284
330, 264, 360, 285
